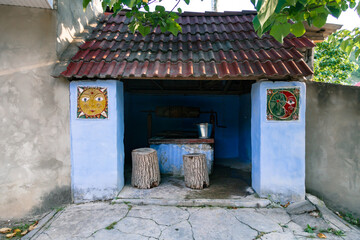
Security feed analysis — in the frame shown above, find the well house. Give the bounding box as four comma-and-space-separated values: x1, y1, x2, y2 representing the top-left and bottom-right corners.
1, 5, 359, 221
60, 11, 315, 203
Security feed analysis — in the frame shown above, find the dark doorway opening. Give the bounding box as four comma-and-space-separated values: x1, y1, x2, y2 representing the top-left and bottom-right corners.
120, 79, 254, 199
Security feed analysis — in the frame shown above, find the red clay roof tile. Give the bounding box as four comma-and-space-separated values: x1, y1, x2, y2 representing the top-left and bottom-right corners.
61, 11, 315, 79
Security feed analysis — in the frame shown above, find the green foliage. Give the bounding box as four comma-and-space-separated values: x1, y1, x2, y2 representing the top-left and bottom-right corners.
314, 42, 358, 84
105, 221, 117, 230
252, 0, 360, 43
339, 212, 360, 227
320, 228, 346, 236
328, 28, 360, 59
304, 224, 316, 233
81, 0, 360, 57
83, 0, 182, 36
314, 29, 359, 84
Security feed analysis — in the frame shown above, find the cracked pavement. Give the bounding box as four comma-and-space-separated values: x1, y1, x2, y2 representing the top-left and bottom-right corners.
27, 198, 360, 240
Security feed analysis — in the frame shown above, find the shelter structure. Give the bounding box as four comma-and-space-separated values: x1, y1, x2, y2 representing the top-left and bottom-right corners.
60, 11, 315, 203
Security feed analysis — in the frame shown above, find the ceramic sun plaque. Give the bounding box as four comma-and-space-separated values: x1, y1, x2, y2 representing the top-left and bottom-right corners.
77, 86, 108, 119
267, 88, 300, 121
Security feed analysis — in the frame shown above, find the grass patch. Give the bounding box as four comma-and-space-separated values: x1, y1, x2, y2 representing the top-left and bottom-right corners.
304, 224, 316, 233
55, 207, 64, 213
105, 222, 117, 230
254, 232, 266, 239
320, 228, 346, 236
338, 212, 360, 227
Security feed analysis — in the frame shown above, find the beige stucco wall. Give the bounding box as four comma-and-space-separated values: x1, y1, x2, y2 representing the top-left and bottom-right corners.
306, 81, 360, 217
56, 0, 102, 56
0, 0, 101, 220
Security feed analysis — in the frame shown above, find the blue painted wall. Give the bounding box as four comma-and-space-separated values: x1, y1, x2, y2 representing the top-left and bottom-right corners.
70, 80, 124, 203
238, 94, 252, 164
124, 93, 251, 164
150, 143, 214, 176
251, 81, 306, 203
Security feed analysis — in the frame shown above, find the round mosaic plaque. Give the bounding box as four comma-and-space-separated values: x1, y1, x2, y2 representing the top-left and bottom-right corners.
267, 88, 299, 121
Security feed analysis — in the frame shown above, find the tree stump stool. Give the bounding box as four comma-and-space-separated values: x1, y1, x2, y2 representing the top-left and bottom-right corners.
131, 148, 161, 189
183, 153, 210, 189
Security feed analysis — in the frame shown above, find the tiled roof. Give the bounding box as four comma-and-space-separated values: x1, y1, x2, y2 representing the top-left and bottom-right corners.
60, 11, 315, 80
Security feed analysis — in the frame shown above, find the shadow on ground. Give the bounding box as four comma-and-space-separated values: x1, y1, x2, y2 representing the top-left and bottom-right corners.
119, 164, 252, 200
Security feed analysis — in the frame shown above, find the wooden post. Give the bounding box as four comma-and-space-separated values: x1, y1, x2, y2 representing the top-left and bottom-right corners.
131, 148, 161, 189
183, 153, 210, 189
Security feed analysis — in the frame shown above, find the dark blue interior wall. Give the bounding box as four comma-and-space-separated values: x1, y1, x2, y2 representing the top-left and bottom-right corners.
238, 94, 252, 164
124, 93, 251, 163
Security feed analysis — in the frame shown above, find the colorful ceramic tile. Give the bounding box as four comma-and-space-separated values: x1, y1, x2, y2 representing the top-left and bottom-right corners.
77, 86, 108, 119
267, 88, 300, 121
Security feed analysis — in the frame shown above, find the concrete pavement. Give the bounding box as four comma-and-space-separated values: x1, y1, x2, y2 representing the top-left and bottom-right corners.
19, 195, 360, 240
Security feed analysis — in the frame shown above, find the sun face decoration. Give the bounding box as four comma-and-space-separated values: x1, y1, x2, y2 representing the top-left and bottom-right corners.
77, 87, 108, 119
267, 88, 300, 121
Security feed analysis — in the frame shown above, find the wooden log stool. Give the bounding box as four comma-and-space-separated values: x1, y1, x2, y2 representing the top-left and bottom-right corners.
131, 148, 161, 189
183, 153, 210, 189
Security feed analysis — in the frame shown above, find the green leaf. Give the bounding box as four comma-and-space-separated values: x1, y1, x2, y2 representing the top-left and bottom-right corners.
155, 5, 165, 12
290, 22, 306, 37
83, 0, 92, 10
252, 15, 261, 32
123, 0, 136, 8
169, 12, 179, 20
184, 0, 190, 5
168, 21, 182, 36
177, 8, 182, 14
314, 6, 329, 14
138, 25, 151, 36
340, 40, 347, 51
255, 0, 263, 10
257, 0, 279, 27
286, 0, 296, 6
275, 0, 286, 13
144, 4, 149, 12
327, 5, 342, 18
270, 22, 291, 43
357, 3, 360, 17
355, 48, 360, 59
313, 13, 328, 28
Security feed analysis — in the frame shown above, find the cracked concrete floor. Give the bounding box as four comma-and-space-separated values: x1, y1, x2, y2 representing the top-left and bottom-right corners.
28, 200, 360, 240
118, 165, 252, 201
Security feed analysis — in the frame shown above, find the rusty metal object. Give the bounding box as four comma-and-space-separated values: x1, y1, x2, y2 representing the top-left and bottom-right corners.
155, 106, 200, 118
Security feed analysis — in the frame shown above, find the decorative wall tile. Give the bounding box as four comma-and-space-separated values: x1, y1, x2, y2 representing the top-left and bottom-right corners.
266, 88, 300, 121
77, 86, 108, 119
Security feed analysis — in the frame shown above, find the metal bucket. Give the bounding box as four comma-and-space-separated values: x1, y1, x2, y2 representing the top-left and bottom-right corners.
197, 123, 213, 139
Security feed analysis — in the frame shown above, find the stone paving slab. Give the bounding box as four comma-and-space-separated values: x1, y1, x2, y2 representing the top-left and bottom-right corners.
113, 195, 271, 208
22, 197, 360, 240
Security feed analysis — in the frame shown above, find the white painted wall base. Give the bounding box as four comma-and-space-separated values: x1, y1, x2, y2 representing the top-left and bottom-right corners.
251, 81, 306, 203
70, 80, 124, 203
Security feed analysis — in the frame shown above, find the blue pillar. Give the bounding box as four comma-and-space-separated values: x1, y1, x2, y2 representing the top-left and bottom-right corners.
70, 80, 124, 203
251, 81, 306, 203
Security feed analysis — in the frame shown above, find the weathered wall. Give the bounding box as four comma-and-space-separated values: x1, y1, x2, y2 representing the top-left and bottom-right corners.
70, 80, 124, 203
56, 0, 102, 56
306, 81, 360, 217
0, 1, 101, 220
251, 81, 306, 203
0, 6, 70, 220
